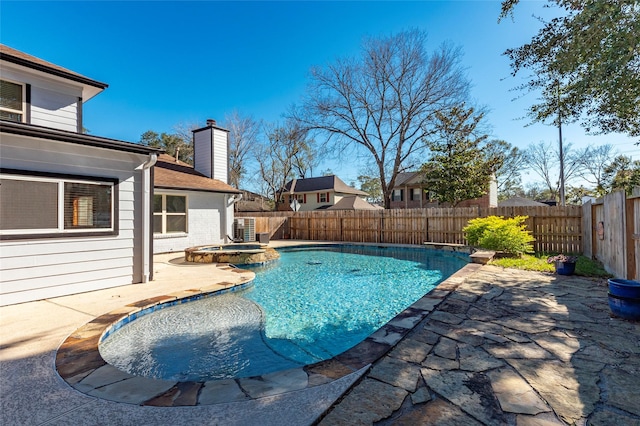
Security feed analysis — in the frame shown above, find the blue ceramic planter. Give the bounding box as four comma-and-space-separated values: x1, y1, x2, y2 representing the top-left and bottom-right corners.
608, 293, 640, 321
608, 278, 640, 299
555, 261, 576, 275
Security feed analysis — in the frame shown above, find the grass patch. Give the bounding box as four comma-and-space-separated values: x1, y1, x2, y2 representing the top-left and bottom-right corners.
574, 256, 614, 278
489, 253, 612, 278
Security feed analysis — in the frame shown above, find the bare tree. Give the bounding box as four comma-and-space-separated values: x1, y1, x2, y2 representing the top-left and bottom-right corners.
487, 140, 527, 199
172, 121, 200, 164
223, 111, 261, 189
524, 141, 585, 200
578, 144, 617, 196
294, 29, 471, 208
291, 137, 320, 179
255, 121, 317, 207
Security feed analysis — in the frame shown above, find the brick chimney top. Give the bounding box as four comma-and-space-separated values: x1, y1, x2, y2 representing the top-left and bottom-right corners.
206, 119, 216, 127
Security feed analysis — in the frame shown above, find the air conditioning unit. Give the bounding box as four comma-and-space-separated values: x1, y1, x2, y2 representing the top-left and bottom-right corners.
233, 217, 256, 242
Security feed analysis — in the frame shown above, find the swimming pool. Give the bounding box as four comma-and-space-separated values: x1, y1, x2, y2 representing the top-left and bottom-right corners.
99, 245, 467, 381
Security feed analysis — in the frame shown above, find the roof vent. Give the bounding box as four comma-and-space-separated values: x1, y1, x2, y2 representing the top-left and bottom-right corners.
206, 119, 216, 127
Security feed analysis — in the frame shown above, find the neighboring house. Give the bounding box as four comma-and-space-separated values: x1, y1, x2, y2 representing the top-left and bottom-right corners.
390, 171, 498, 209
327, 195, 383, 210
498, 197, 549, 207
0, 44, 161, 306
153, 137, 241, 254
279, 175, 368, 211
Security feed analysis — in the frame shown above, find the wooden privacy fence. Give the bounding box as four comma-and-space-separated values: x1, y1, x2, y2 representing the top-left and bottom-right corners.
238, 205, 583, 254
583, 188, 640, 280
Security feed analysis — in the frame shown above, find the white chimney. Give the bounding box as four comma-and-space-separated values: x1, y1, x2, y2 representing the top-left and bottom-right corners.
193, 119, 229, 183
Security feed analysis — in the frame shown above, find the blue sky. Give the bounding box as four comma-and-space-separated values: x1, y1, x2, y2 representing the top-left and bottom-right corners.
1, 1, 637, 189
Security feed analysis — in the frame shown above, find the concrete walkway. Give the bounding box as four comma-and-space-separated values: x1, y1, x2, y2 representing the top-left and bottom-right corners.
1, 249, 363, 425
319, 266, 640, 425
1, 244, 639, 425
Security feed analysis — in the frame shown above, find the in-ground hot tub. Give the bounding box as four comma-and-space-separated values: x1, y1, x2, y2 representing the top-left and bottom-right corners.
185, 243, 280, 265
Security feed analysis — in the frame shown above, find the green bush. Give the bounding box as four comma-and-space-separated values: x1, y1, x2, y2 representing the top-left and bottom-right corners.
463, 215, 535, 255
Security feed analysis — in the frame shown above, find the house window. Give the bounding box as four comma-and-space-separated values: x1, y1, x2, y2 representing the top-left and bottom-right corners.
319, 192, 328, 203
154, 194, 187, 234
296, 194, 306, 204
0, 79, 26, 123
0, 173, 115, 237
393, 189, 404, 202
64, 182, 113, 229
411, 188, 422, 201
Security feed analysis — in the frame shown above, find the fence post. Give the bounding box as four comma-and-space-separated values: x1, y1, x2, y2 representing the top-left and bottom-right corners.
626, 194, 636, 280
424, 209, 428, 244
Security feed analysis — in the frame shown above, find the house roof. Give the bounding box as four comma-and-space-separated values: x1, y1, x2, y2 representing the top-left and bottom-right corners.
393, 171, 425, 187
154, 154, 240, 194
498, 197, 549, 207
0, 44, 108, 101
0, 120, 162, 155
284, 175, 367, 196
327, 195, 384, 210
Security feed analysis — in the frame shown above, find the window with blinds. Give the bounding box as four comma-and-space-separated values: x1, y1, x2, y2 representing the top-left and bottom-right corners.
0, 79, 25, 123
0, 173, 115, 237
64, 182, 113, 229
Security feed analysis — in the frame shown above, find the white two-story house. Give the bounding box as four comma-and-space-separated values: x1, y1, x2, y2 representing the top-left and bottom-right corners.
0, 44, 164, 306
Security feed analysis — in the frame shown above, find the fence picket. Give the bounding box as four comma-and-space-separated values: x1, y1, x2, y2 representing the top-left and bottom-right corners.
238, 206, 583, 253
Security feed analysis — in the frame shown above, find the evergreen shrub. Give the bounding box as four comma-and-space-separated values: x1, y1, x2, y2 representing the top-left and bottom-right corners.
463, 215, 535, 255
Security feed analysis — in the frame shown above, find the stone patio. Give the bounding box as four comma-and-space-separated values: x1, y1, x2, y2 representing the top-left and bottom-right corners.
1, 243, 639, 425
319, 266, 640, 425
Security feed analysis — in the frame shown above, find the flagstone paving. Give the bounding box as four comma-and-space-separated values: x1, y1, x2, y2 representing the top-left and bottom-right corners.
2, 243, 639, 425
319, 266, 640, 426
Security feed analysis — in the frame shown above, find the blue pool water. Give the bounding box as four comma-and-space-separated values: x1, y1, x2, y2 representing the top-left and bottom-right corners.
99, 245, 467, 381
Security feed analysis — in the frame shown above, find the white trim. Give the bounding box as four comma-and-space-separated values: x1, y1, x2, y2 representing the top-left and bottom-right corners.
0, 78, 26, 123
153, 193, 188, 235
140, 153, 157, 283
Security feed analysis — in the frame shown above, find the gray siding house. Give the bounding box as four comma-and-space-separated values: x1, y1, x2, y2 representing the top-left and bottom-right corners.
0, 44, 161, 306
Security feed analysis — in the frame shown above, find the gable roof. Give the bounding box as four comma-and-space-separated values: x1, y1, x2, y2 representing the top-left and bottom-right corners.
0, 44, 108, 101
154, 154, 239, 194
327, 195, 383, 210
393, 171, 426, 188
394, 172, 417, 186
284, 175, 367, 196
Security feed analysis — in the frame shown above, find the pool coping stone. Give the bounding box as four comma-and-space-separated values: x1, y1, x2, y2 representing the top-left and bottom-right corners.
55, 244, 480, 407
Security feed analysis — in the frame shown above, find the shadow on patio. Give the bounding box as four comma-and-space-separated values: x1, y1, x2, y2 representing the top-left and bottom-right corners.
318, 266, 640, 425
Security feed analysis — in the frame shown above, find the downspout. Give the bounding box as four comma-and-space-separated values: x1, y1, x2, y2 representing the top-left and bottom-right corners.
141, 153, 157, 283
